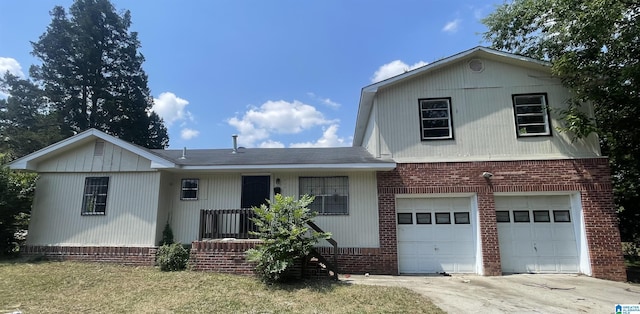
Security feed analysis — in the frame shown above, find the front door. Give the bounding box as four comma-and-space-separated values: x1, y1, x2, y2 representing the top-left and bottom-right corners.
241, 175, 271, 209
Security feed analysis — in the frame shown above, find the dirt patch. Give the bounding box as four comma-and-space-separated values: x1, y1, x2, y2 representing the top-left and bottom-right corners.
344, 274, 640, 313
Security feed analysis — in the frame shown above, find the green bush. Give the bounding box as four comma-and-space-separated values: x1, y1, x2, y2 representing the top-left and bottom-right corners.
156, 243, 189, 271
246, 194, 331, 283
159, 222, 174, 246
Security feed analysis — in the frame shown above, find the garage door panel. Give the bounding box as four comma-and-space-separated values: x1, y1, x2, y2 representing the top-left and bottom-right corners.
496, 195, 579, 274
397, 197, 475, 274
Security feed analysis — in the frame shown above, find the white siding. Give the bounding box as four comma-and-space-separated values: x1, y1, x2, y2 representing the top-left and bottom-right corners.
155, 172, 174, 245
27, 172, 160, 246
272, 171, 380, 248
363, 103, 379, 158
373, 58, 601, 162
37, 141, 153, 172
171, 174, 243, 243
169, 171, 380, 248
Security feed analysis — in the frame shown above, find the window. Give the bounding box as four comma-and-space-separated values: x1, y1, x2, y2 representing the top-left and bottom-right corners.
419, 98, 453, 140
397, 213, 413, 224
454, 212, 470, 224
416, 213, 432, 224
533, 210, 551, 222
553, 210, 571, 222
82, 177, 109, 215
435, 212, 451, 224
496, 211, 510, 223
181, 179, 199, 200
299, 176, 349, 215
513, 94, 551, 137
513, 210, 530, 223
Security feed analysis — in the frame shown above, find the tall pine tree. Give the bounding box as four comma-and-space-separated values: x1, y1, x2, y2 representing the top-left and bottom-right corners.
30, 0, 169, 148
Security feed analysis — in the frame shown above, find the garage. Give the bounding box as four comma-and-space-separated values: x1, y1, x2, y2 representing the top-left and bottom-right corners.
495, 195, 580, 274
396, 197, 477, 274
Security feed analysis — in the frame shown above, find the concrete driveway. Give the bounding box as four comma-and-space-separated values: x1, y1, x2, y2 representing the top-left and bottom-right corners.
343, 274, 640, 313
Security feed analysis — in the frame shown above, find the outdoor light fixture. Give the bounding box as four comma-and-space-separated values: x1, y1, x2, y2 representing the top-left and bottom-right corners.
482, 172, 493, 179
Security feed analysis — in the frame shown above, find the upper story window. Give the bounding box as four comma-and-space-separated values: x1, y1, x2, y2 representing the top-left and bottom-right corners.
181, 179, 199, 200
82, 177, 109, 215
419, 98, 453, 140
299, 176, 349, 215
512, 93, 552, 137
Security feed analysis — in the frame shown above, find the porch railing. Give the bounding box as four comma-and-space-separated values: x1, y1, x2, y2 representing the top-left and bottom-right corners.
199, 209, 259, 240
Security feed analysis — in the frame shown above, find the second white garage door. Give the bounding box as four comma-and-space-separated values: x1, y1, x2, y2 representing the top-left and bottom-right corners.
396, 197, 476, 274
495, 195, 580, 274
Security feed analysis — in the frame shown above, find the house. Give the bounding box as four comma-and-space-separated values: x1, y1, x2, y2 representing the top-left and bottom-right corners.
9, 47, 626, 281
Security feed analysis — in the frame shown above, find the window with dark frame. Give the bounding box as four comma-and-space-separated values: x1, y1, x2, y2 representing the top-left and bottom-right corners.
512, 94, 551, 137
299, 176, 349, 215
181, 179, 199, 200
81, 177, 109, 215
513, 210, 531, 222
454, 212, 470, 224
416, 213, 432, 224
435, 212, 451, 224
419, 98, 453, 140
533, 210, 551, 222
553, 210, 571, 222
496, 211, 510, 222
397, 213, 413, 224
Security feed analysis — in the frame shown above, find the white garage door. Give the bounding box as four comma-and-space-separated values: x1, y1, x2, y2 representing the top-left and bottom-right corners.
495, 195, 579, 274
396, 197, 476, 274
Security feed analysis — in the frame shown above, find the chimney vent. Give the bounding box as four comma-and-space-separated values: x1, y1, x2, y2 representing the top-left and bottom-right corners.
180, 147, 187, 159
232, 135, 238, 154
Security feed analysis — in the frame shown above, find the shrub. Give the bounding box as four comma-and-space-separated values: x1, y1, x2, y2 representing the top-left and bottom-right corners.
246, 194, 331, 283
159, 222, 174, 246
156, 243, 189, 271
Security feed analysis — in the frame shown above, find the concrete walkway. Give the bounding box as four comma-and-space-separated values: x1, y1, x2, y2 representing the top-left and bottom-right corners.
342, 273, 640, 313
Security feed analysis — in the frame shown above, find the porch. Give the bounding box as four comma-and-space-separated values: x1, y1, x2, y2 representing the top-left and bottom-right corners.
194, 208, 339, 279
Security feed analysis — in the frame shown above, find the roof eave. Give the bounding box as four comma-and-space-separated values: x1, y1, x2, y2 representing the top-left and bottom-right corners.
177, 162, 397, 171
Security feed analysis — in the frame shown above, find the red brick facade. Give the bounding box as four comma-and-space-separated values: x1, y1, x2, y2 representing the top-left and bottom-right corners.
189, 240, 259, 274
21, 245, 156, 266
370, 158, 625, 281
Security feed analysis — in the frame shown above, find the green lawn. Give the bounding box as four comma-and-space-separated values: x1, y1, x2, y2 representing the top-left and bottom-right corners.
0, 261, 444, 313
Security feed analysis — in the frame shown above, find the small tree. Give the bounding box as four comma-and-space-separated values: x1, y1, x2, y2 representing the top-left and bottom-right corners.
246, 194, 331, 283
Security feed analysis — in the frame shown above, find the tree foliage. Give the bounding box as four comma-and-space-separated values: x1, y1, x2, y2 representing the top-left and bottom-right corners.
30, 0, 169, 149
0, 155, 37, 256
0, 73, 67, 159
246, 194, 331, 283
483, 0, 640, 242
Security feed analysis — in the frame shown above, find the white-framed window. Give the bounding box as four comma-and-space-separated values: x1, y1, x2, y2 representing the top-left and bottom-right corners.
181, 179, 199, 200
299, 176, 349, 215
419, 98, 453, 140
81, 177, 109, 215
512, 93, 552, 137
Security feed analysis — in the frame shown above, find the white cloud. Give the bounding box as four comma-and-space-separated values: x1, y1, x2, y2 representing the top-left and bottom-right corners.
180, 128, 200, 140
152, 92, 193, 126
258, 140, 285, 148
290, 124, 348, 148
0, 57, 24, 78
371, 60, 428, 83
307, 92, 341, 109
442, 19, 461, 33
228, 100, 336, 147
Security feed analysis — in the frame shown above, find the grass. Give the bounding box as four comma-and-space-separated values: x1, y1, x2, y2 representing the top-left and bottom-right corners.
0, 260, 444, 314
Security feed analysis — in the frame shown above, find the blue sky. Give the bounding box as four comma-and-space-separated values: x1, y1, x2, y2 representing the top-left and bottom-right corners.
0, 0, 501, 149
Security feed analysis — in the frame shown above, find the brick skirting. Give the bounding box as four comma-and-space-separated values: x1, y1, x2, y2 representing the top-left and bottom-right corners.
190, 240, 260, 274
21, 245, 156, 266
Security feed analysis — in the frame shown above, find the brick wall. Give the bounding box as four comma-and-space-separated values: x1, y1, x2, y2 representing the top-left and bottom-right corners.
21, 245, 156, 266
374, 158, 626, 281
190, 240, 260, 274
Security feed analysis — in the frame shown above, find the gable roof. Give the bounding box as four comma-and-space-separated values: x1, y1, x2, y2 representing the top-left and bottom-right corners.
8, 128, 395, 172
8, 128, 176, 171
352, 46, 552, 146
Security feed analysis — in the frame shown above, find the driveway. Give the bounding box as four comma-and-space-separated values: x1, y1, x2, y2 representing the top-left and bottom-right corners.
343, 274, 640, 313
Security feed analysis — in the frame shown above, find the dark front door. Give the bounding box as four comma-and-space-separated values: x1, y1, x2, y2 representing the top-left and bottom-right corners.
241, 175, 271, 209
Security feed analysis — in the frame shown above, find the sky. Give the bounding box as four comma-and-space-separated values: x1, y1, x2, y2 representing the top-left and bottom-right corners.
0, 0, 503, 149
